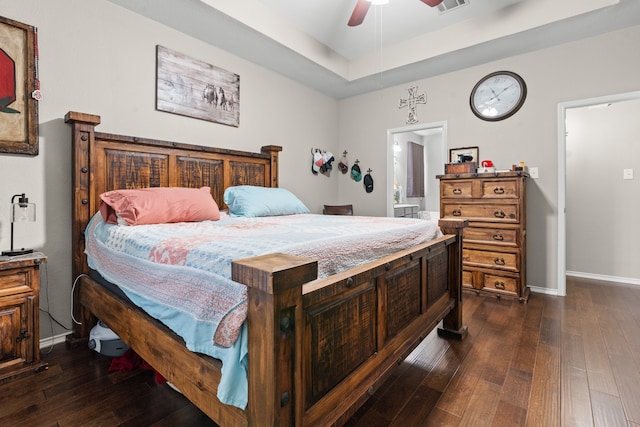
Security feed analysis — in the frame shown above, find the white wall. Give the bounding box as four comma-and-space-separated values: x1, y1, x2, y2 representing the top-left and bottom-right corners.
338, 25, 640, 293
0, 0, 340, 340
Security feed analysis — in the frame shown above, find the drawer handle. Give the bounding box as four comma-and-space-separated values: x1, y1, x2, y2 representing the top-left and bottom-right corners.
492, 233, 504, 241
452, 209, 462, 216
16, 328, 29, 342
494, 281, 506, 290
494, 210, 506, 218
493, 187, 505, 194
494, 257, 506, 266
453, 188, 462, 194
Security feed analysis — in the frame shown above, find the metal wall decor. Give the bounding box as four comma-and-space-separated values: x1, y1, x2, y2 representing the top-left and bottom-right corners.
399, 86, 426, 124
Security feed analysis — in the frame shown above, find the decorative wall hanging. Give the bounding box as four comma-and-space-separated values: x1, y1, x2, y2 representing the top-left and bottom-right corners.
156, 45, 240, 127
0, 16, 39, 155
311, 148, 335, 176
399, 86, 426, 124
338, 151, 349, 174
364, 169, 374, 193
351, 159, 362, 182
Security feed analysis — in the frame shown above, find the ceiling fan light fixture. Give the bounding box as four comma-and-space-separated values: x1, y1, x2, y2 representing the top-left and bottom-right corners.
367, 0, 390, 5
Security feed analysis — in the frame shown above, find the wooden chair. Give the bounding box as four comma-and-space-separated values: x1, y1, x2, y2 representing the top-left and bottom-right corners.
323, 204, 353, 215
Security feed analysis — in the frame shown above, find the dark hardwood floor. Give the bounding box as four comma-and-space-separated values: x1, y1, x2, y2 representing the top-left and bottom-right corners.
2, 277, 640, 426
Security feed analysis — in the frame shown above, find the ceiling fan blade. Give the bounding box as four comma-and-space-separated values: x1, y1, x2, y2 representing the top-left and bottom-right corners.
420, 0, 444, 6
348, 0, 371, 27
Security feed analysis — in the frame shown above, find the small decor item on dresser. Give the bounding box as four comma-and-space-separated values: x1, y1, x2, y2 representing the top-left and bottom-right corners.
449, 146, 479, 164
446, 146, 479, 174
477, 160, 496, 173
445, 162, 476, 174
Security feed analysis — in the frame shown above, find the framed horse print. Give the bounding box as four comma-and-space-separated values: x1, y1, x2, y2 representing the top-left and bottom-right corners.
156, 45, 240, 127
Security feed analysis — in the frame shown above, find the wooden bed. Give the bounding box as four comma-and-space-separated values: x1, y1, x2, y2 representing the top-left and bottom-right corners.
64, 111, 468, 426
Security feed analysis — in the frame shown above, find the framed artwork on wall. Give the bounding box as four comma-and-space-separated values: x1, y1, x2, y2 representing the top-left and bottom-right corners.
0, 15, 39, 156
449, 146, 479, 163
156, 45, 240, 127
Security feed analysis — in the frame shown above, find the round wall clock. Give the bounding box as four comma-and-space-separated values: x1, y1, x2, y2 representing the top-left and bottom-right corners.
470, 71, 527, 121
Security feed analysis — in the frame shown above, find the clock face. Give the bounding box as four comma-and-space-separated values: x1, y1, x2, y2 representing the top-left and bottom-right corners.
470, 71, 527, 121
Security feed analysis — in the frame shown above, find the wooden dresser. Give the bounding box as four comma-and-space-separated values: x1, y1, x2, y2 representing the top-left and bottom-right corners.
438, 172, 529, 302
0, 252, 48, 383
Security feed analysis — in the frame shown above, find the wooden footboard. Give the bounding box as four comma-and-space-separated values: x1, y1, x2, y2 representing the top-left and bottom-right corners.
65, 111, 467, 426
233, 219, 467, 426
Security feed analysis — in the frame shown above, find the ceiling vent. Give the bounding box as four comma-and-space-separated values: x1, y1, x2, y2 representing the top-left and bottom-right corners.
437, 0, 469, 14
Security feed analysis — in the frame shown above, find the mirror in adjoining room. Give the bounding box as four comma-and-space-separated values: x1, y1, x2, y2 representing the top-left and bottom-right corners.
387, 123, 446, 222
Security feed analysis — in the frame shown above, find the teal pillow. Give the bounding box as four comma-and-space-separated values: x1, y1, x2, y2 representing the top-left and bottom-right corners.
224, 186, 310, 217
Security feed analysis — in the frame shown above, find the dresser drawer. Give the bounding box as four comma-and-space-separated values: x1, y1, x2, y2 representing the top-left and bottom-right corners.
442, 202, 520, 223
482, 274, 518, 295
440, 180, 473, 198
0, 269, 33, 297
480, 179, 520, 199
463, 249, 519, 272
463, 227, 518, 247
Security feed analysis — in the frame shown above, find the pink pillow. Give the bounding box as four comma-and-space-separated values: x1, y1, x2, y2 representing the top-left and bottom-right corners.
99, 187, 220, 225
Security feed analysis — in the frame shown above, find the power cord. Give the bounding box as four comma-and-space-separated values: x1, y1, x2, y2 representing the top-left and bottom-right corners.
39, 261, 73, 354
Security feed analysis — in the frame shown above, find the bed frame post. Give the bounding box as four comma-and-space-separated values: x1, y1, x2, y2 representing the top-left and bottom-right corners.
261, 145, 282, 188
64, 111, 101, 344
232, 253, 318, 426
437, 218, 469, 340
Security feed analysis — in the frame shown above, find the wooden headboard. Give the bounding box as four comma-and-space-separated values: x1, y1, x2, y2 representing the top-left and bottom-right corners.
64, 111, 282, 331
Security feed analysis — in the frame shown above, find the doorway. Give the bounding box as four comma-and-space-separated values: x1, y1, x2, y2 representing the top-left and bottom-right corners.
386, 121, 447, 218
557, 90, 640, 296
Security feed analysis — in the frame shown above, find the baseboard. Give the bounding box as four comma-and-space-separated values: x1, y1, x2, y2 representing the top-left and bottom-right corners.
566, 271, 640, 287
40, 331, 73, 350
528, 285, 559, 296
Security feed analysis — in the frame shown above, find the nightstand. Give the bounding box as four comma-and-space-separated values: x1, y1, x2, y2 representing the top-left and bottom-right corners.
0, 252, 48, 383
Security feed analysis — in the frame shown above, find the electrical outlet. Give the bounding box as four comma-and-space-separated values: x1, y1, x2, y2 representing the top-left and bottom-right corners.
529, 167, 539, 179
624, 168, 634, 180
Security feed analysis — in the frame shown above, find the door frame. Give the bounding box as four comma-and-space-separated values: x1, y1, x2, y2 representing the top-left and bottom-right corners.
557, 90, 640, 296
386, 121, 448, 218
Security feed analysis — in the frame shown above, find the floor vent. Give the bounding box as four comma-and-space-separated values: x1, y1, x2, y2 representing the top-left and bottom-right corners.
437, 0, 469, 14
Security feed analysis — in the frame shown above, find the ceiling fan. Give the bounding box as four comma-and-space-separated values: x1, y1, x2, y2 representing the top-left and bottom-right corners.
348, 0, 444, 27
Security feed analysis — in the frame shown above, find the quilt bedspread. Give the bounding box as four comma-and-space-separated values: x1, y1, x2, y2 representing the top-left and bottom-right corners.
84, 212, 441, 408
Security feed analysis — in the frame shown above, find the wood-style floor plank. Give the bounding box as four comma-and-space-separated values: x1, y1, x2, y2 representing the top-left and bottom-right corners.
590, 389, 628, 427
2, 277, 640, 426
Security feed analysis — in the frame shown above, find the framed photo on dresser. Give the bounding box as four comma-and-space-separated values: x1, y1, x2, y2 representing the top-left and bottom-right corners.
449, 146, 479, 163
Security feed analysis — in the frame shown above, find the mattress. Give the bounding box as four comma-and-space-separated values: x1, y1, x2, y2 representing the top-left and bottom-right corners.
84, 211, 441, 408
